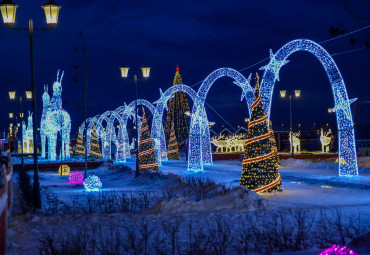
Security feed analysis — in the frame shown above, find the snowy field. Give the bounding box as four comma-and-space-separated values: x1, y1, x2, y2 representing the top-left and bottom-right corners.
7, 157, 370, 254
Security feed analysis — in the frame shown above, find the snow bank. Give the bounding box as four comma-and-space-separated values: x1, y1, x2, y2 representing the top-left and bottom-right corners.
151, 186, 266, 214
358, 157, 370, 169
281, 158, 337, 169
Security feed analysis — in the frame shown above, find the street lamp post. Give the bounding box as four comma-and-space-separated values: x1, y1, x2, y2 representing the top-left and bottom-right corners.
0, 0, 61, 208
120, 64, 150, 177
9, 89, 31, 169
280, 89, 301, 158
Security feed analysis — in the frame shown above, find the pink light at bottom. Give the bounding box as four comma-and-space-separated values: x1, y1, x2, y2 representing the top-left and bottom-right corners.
320, 244, 358, 255
69, 171, 83, 184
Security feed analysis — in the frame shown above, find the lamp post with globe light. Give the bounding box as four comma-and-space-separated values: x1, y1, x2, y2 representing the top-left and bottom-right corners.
8, 88, 32, 169
279, 89, 301, 158
0, 0, 61, 208
120, 64, 150, 177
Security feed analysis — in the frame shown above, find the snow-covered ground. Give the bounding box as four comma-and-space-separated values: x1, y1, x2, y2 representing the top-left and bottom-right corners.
7, 157, 370, 254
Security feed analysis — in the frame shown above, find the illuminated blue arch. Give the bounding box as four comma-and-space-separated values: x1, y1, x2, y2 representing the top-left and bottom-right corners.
259, 39, 358, 176
152, 85, 197, 162
96, 111, 118, 160
188, 68, 254, 171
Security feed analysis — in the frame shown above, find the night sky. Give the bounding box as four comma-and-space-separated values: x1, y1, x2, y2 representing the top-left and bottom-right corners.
1, 0, 370, 140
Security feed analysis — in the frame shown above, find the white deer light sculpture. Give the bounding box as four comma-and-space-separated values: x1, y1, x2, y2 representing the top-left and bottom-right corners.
320, 128, 332, 153
211, 134, 231, 153
211, 133, 247, 153
40, 70, 71, 161
289, 131, 301, 154
22, 111, 34, 153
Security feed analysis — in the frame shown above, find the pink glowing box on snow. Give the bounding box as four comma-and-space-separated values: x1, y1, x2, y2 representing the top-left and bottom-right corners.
69, 171, 83, 184
320, 244, 357, 255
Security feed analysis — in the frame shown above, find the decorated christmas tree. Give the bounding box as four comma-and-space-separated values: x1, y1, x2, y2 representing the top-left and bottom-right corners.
240, 73, 282, 193
165, 65, 190, 145
75, 129, 85, 156
89, 125, 102, 158
69, 142, 74, 156
269, 121, 280, 167
167, 121, 181, 160
139, 108, 159, 171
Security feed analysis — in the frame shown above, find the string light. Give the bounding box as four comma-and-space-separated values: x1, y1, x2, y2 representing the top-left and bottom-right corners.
167, 122, 181, 160
319, 244, 358, 255
83, 175, 102, 192
289, 131, 301, 154
40, 70, 71, 161
188, 68, 253, 171
22, 111, 34, 153
240, 74, 282, 193
259, 39, 358, 176
69, 171, 83, 184
320, 128, 332, 152
58, 165, 70, 175
152, 84, 197, 163
211, 133, 246, 153
138, 108, 159, 171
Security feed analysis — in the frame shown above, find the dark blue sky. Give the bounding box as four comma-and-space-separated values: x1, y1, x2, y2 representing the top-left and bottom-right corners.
1, 0, 370, 139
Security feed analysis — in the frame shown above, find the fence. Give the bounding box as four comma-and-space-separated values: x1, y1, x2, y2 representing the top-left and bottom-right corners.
0, 152, 13, 255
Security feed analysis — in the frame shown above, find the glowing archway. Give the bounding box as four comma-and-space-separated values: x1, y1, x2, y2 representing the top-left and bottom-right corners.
152, 84, 197, 162
259, 39, 358, 176
188, 68, 254, 171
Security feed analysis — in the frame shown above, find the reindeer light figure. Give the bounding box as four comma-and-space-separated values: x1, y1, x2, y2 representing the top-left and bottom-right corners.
22, 111, 34, 153
211, 134, 231, 153
229, 133, 246, 152
320, 128, 332, 153
40, 70, 71, 161
289, 131, 301, 154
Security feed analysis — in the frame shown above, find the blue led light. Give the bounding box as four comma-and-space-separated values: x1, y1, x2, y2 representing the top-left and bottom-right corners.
259, 39, 358, 176
40, 70, 71, 161
152, 84, 197, 163
83, 175, 102, 192
187, 68, 253, 172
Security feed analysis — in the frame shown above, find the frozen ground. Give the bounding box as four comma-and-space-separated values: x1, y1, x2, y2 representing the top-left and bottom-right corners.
7, 156, 370, 254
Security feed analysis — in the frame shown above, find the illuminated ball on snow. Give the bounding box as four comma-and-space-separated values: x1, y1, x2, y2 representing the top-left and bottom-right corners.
83, 175, 102, 192
58, 165, 70, 175
69, 171, 83, 184
320, 244, 357, 255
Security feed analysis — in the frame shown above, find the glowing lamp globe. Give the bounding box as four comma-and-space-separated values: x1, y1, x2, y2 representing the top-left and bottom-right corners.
0, 0, 18, 27
8, 89, 16, 100
120, 64, 129, 78
41, 0, 61, 29
294, 89, 301, 98
83, 175, 102, 192
58, 164, 70, 175
279, 90, 286, 98
9, 112, 13, 118
141, 65, 150, 78
320, 244, 357, 255
69, 171, 83, 184
25, 89, 32, 99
